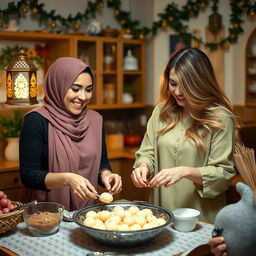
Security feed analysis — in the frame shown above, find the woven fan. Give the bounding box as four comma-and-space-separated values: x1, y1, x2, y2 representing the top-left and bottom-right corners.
234, 143, 256, 195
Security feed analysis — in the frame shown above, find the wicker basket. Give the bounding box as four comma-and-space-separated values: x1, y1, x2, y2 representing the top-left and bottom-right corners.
0, 201, 24, 234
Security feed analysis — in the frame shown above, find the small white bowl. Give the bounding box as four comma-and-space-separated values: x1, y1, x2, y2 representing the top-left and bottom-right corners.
172, 208, 200, 232
248, 85, 256, 92
248, 68, 256, 74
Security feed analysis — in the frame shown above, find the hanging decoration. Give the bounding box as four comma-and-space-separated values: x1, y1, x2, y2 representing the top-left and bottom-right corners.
0, 0, 255, 51
5, 48, 39, 105
208, 0, 222, 33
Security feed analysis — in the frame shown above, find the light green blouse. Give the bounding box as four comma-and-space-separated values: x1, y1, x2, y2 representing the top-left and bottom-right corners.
134, 105, 236, 223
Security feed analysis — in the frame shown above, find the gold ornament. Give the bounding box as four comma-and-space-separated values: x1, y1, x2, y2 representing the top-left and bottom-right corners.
0, 20, 3, 28
193, 29, 200, 34
73, 23, 81, 32
200, 3, 206, 9
168, 16, 174, 22
237, 2, 243, 8
31, 7, 38, 15
108, 0, 113, 2
125, 29, 131, 34
139, 33, 144, 40
20, 5, 29, 14
120, 20, 125, 25
50, 21, 57, 29
115, 9, 120, 16
161, 20, 167, 28
99, 2, 104, 8
193, 41, 200, 48
230, 34, 236, 39
189, 11, 195, 17
249, 10, 255, 17
232, 23, 238, 29
222, 42, 230, 49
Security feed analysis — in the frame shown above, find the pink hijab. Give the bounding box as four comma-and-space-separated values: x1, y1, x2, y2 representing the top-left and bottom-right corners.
22, 57, 102, 210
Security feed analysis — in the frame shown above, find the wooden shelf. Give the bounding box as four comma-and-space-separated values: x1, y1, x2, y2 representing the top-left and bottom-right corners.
0, 158, 19, 172
0, 31, 146, 110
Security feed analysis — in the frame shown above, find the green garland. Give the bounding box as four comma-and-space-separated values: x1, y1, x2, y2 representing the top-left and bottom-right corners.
0, 45, 43, 70
0, 0, 255, 51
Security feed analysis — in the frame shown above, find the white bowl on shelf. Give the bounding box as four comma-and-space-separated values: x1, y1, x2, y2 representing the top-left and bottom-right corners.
251, 45, 256, 56
247, 85, 256, 92
248, 68, 256, 74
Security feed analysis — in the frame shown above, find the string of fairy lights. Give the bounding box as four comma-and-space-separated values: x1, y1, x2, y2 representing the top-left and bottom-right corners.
0, 0, 255, 51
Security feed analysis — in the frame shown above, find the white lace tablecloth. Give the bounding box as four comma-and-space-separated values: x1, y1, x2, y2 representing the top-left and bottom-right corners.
0, 221, 213, 256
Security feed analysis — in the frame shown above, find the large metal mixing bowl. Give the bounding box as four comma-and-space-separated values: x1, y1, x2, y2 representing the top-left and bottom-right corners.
73, 202, 174, 247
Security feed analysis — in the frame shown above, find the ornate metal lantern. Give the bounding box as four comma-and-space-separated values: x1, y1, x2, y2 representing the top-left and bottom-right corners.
208, 12, 222, 33
5, 48, 38, 105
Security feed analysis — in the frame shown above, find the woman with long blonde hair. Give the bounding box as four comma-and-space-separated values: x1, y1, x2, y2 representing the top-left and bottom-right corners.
131, 48, 236, 223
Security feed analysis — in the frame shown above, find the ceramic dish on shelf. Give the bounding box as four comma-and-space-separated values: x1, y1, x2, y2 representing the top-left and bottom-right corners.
248, 68, 256, 74
247, 85, 256, 92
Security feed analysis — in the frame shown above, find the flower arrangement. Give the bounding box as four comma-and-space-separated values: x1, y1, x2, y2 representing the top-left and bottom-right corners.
0, 110, 23, 138
0, 45, 43, 70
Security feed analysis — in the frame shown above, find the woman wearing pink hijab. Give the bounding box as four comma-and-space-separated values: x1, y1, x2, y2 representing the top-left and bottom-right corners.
20, 57, 122, 211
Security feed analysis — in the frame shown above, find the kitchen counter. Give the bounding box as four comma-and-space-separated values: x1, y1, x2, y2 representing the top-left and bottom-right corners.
0, 221, 213, 256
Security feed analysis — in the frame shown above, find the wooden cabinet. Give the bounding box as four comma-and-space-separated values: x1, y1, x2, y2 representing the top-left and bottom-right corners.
0, 31, 146, 110
0, 159, 22, 201
245, 28, 256, 106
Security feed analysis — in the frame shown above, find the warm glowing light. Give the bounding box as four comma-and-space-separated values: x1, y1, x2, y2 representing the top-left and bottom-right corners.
14, 73, 29, 99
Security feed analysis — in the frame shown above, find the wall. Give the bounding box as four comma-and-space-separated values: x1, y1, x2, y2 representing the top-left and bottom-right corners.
149, 0, 255, 106
0, 0, 255, 106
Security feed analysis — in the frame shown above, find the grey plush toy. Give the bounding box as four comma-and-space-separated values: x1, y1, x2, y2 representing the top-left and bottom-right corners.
213, 182, 256, 256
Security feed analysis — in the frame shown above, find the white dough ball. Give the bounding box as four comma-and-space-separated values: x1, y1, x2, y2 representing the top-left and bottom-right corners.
130, 223, 142, 231
98, 210, 112, 221
157, 218, 166, 226
85, 210, 97, 219
143, 223, 154, 229
128, 206, 140, 214
113, 206, 124, 212
83, 217, 95, 227
123, 216, 135, 226
99, 192, 113, 203
117, 223, 130, 231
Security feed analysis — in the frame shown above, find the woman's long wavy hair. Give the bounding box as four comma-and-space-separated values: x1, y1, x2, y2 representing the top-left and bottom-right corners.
158, 47, 236, 150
